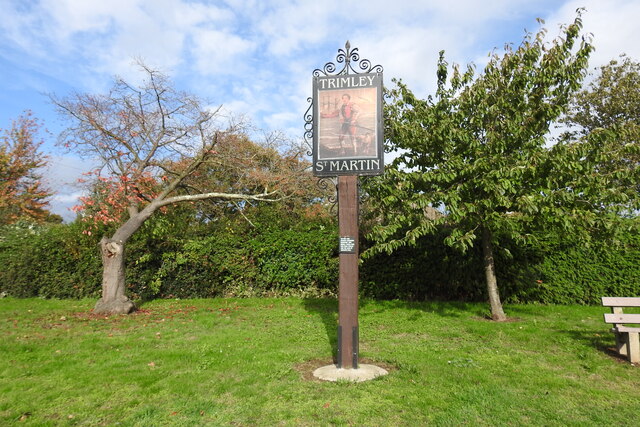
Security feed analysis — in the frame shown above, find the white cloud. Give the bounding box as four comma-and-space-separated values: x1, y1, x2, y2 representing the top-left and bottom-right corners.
49, 191, 83, 221
544, 0, 640, 68
51, 192, 84, 204
2, 0, 640, 217
0, 0, 241, 89
189, 29, 255, 75
255, 1, 334, 56
42, 0, 124, 41
41, 154, 96, 221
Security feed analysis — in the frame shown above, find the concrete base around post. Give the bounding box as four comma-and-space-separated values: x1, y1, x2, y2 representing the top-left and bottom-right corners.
313, 364, 388, 382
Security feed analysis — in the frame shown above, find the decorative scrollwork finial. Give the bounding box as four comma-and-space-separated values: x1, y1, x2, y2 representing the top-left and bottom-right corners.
312, 40, 383, 77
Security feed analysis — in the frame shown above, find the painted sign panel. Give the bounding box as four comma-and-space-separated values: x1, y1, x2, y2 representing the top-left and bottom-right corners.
312, 73, 384, 176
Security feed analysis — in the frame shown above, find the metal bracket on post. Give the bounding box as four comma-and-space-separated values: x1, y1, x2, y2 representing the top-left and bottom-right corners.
336, 325, 343, 368
352, 326, 359, 369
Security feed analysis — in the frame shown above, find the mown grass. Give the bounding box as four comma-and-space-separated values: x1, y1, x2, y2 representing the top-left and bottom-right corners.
1, 297, 638, 426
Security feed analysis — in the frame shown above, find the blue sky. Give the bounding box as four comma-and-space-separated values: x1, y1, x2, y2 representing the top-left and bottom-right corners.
1, 0, 639, 221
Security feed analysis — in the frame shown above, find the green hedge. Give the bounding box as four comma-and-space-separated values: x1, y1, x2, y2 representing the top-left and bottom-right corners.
360, 230, 485, 301
133, 234, 255, 299
1, 218, 638, 305
0, 222, 102, 298
506, 233, 640, 304
360, 224, 640, 305
136, 228, 338, 299
0, 219, 338, 300
250, 228, 338, 292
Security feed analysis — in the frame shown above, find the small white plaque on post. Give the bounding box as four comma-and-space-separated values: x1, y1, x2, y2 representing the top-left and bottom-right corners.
339, 236, 356, 253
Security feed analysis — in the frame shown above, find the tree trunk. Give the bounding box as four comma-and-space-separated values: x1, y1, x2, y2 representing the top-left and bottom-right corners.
482, 227, 507, 321
93, 236, 136, 315
93, 203, 159, 314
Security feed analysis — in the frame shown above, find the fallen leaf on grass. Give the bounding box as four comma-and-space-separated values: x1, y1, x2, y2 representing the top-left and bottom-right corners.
148, 362, 156, 367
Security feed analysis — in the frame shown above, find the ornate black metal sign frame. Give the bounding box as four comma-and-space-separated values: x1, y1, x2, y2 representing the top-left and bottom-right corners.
306, 41, 384, 177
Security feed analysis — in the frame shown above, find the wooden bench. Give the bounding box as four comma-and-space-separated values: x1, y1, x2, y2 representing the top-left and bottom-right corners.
602, 297, 640, 363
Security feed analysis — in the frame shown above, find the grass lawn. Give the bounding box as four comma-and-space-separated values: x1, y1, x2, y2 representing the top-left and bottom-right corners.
1, 297, 638, 426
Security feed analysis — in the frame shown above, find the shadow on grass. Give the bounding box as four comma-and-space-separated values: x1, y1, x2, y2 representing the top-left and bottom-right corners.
303, 297, 635, 367
560, 328, 630, 362
302, 298, 338, 363
301, 297, 489, 359
359, 299, 489, 319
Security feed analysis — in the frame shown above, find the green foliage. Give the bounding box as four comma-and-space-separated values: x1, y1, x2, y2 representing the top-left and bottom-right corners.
362, 12, 624, 318
124, 203, 339, 299
361, 229, 485, 301
567, 54, 640, 134
360, 219, 640, 305
2, 184, 636, 306
562, 54, 640, 212
138, 234, 256, 299
250, 228, 338, 292
507, 226, 640, 304
136, 227, 338, 300
367, 13, 594, 257
0, 200, 340, 300
0, 221, 102, 298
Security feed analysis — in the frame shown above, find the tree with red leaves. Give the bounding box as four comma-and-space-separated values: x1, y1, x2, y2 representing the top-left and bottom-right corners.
53, 63, 306, 315
0, 112, 52, 225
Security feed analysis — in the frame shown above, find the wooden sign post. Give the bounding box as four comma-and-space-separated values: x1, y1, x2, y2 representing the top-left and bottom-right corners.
307, 42, 384, 370
337, 175, 359, 368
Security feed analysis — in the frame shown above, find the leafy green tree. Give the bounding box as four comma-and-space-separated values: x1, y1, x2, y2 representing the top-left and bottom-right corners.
563, 55, 640, 211
365, 13, 599, 320
566, 55, 640, 134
